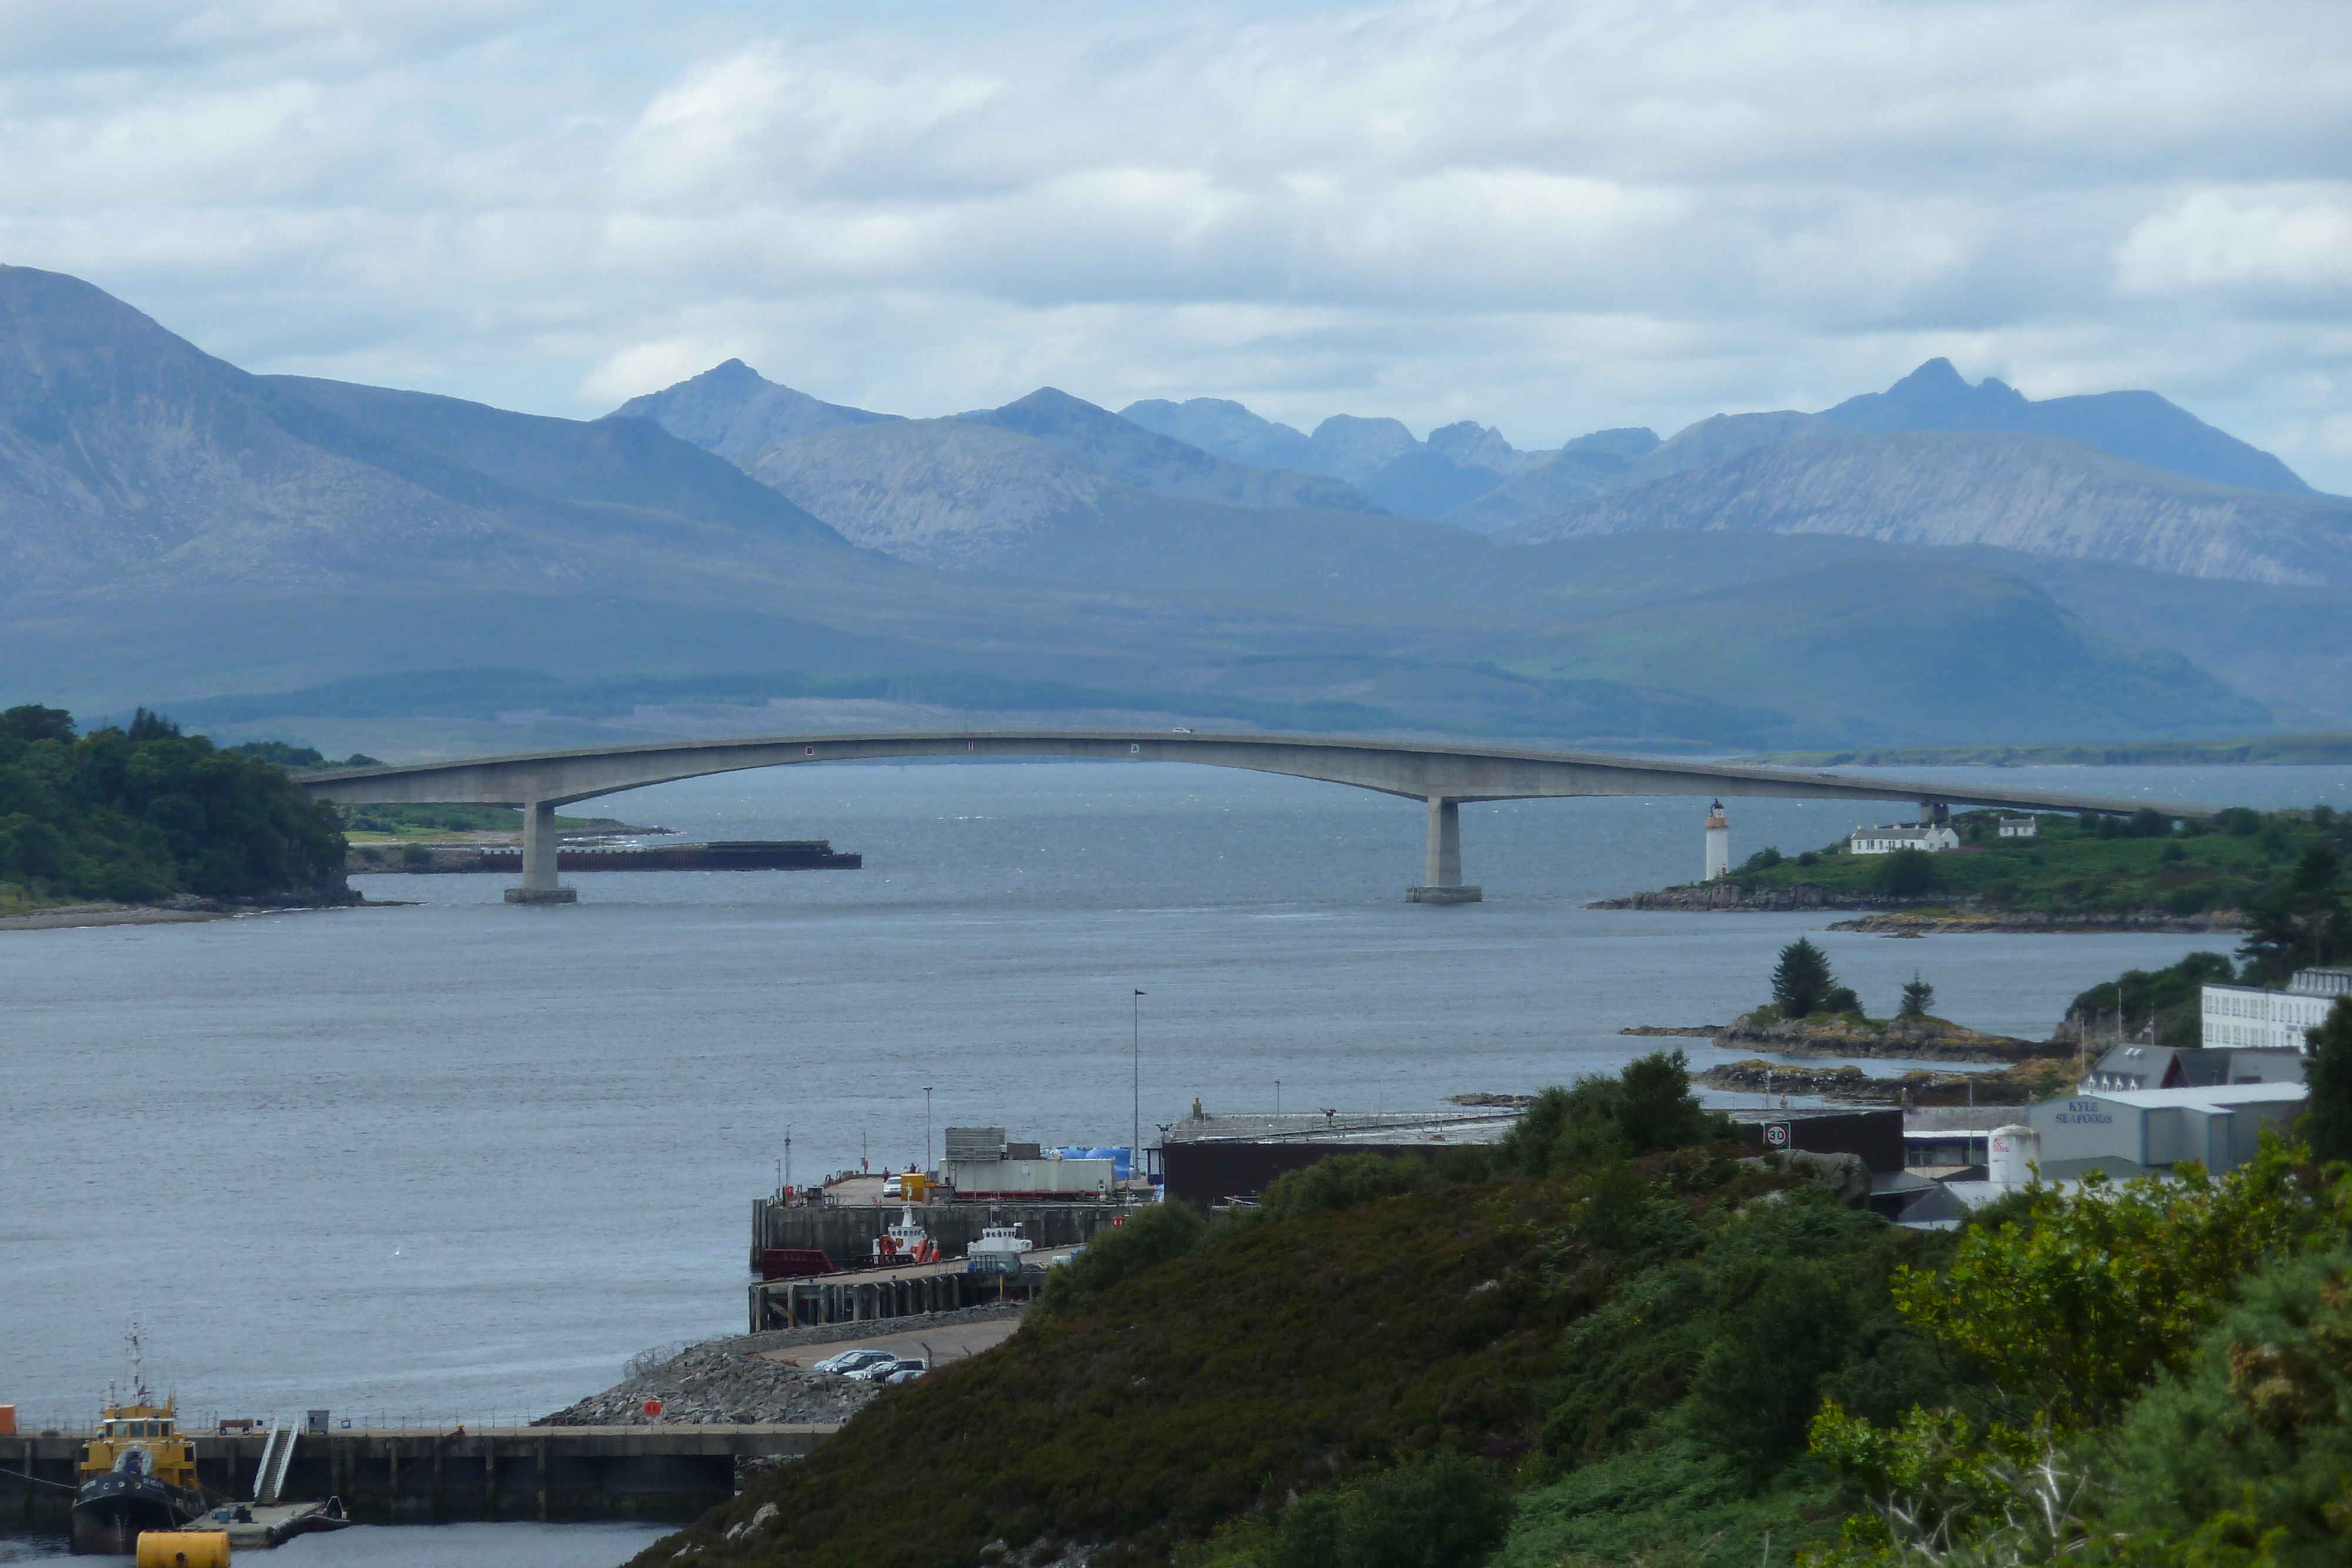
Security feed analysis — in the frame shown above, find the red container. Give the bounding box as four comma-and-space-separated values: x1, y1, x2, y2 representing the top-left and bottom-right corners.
760, 1248, 837, 1281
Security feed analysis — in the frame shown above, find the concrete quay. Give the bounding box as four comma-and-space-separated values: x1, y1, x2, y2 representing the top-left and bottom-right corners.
747, 1252, 1071, 1333
751, 1196, 1125, 1269
2, 1424, 834, 1524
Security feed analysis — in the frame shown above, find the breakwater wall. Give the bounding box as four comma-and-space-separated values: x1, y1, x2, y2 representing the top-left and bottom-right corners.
1, 1426, 827, 1524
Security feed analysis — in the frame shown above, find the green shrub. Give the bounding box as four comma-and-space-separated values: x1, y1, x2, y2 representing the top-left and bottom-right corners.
2100, 1248, 2352, 1567
1034, 1199, 1211, 1315
1870, 848, 1939, 897
1888, 1144, 2317, 1427
2303, 997, 2352, 1164
1492, 1051, 1731, 1178
1260, 1152, 1456, 1219
1266, 1454, 1512, 1568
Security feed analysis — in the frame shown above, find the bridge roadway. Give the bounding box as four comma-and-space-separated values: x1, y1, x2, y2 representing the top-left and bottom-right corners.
299, 729, 2206, 904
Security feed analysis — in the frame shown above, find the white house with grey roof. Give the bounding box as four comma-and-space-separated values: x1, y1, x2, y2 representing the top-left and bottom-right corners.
1849, 824, 1960, 855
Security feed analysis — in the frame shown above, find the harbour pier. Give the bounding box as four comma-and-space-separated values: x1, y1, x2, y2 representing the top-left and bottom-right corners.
3, 1424, 833, 1527
750, 1196, 1124, 1271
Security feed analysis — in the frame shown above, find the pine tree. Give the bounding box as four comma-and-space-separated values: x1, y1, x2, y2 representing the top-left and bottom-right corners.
1770, 938, 1836, 1019
2304, 997, 2352, 1164
1900, 972, 1936, 1019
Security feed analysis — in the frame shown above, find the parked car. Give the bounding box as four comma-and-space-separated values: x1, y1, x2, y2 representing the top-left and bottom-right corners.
883, 1365, 926, 1385
847, 1356, 926, 1384
881, 1175, 903, 1198
813, 1349, 893, 1376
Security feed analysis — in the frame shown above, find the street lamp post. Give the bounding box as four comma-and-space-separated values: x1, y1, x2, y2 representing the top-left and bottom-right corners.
924, 1086, 934, 1175
1132, 989, 1145, 1188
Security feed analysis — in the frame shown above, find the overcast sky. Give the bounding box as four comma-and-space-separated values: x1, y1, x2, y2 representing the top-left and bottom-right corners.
5, 0, 2348, 487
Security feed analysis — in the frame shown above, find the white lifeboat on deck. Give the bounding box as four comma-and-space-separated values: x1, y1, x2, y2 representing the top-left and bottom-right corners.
872, 1205, 938, 1265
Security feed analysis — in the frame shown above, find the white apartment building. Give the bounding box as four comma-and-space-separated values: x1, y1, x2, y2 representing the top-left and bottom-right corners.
2201, 966, 2352, 1052
1849, 824, 1961, 855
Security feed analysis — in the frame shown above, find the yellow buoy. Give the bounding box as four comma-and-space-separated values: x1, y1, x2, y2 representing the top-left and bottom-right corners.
136, 1529, 231, 1567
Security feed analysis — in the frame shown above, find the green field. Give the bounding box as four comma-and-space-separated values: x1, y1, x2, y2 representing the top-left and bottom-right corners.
1722, 804, 2336, 917
333, 803, 617, 840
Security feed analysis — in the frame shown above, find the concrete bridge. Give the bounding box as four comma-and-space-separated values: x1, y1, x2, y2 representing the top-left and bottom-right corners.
299, 730, 2201, 904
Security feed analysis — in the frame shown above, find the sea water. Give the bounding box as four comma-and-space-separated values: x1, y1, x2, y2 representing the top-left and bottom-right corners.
2, 761, 2343, 1560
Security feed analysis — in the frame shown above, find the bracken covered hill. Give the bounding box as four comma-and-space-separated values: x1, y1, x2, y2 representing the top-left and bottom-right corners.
633, 1179, 1596, 1568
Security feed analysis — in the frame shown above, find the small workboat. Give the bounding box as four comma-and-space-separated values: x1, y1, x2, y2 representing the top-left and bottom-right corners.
967, 1219, 1034, 1263
871, 1205, 938, 1265
71, 1398, 206, 1555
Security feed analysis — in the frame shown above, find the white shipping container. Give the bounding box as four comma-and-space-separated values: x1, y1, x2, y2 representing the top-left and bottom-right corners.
947, 1158, 1117, 1197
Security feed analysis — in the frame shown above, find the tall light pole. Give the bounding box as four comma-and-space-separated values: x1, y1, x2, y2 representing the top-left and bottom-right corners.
1132, 990, 1145, 1186
784, 1125, 793, 1196
923, 1086, 934, 1175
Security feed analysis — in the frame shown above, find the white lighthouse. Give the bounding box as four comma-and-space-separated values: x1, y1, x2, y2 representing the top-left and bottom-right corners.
1704, 800, 1730, 880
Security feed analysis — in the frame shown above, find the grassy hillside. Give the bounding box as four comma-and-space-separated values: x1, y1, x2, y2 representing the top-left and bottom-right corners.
1716, 804, 2343, 919
642, 1177, 1598, 1567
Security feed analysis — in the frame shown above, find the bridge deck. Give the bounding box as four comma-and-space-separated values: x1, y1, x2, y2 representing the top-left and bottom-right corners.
299, 728, 2209, 904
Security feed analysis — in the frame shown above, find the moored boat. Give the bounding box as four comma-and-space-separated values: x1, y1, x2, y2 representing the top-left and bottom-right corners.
966, 1219, 1034, 1267
71, 1398, 206, 1554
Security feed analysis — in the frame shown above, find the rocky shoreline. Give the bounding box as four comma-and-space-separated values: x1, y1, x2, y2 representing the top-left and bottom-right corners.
535, 1339, 880, 1428
0, 890, 366, 932
1697, 1057, 2073, 1106
1622, 1014, 2068, 1064
1716, 1014, 2062, 1062
1826, 910, 2243, 935
1589, 881, 2241, 934
537, 1304, 1031, 1429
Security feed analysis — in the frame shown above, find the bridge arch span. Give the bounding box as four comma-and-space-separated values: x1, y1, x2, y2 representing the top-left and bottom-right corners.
299, 729, 2203, 905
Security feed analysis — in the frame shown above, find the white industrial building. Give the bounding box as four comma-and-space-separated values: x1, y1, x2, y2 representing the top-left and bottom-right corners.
2024, 1082, 2307, 1179
2082, 1042, 2304, 1092
941, 1125, 1120, 1200
1849, 824, 1960, 855
2201, 966, 2352, 1052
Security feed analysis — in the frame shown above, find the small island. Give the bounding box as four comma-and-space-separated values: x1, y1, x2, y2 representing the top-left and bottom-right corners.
1594, 803, 2342, 932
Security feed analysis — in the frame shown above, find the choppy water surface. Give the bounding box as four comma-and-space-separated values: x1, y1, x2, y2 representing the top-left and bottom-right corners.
4, 761, 2343, 1442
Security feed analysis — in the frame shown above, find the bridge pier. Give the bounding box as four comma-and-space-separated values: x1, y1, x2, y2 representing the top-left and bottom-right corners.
1406, 795, 1481, 904
503, 801, 577, 904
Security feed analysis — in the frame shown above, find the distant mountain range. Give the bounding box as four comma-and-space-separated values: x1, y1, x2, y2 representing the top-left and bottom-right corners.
4, 260, 2345, 754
